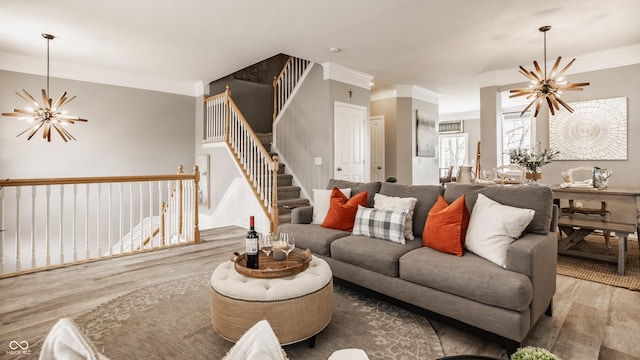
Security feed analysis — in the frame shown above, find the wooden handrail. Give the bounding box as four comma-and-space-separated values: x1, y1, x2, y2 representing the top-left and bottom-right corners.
2, 173, 197, 187
229, 98, 274, 162
273, 56, 294, 89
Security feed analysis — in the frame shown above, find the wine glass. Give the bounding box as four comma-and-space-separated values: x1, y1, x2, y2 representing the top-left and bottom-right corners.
280, 233, 296, 260
260, 233, 273, 257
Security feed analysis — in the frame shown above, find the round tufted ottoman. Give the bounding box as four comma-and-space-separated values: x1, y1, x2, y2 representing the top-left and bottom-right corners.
209, 257, 333, 345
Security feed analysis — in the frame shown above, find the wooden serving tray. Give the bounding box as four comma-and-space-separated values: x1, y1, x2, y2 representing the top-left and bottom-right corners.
231, 248, 312, 278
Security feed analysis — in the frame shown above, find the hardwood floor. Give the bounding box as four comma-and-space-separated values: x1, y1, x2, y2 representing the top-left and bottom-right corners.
1, 226, 639, 359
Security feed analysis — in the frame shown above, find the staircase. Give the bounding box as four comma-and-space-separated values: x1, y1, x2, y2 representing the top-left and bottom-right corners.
204, 56, 312, 231
256, 132, 309, 224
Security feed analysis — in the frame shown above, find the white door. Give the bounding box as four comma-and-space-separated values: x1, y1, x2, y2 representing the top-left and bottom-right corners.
370, 116, 385, 182
334, 102, 367, 182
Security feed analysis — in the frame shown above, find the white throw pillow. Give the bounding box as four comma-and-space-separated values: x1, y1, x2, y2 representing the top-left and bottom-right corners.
374, 193, 418, 240
222, 320, 287, 360
312, 188, 351, 224
465, 194, 535, 268
39, 318, 108, 360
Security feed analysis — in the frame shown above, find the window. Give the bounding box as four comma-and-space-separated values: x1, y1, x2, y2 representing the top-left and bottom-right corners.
500, 110, 534, 165
439, 133, 468, 171
499, 90, 535, 165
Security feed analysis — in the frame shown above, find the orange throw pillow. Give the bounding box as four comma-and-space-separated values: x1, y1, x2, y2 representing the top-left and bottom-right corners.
321, 187, 368, 231
422, 194, 470, 256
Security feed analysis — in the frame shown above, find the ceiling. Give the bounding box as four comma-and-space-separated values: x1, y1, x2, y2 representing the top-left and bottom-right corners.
1, 0, 639, 116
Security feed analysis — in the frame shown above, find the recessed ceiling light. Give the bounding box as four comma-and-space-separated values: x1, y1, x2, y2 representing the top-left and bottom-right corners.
329, 47, 341, 53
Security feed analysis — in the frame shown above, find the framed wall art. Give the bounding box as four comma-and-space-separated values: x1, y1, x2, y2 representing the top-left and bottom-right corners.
416, 109, 437, 157
549, 97, 627, 160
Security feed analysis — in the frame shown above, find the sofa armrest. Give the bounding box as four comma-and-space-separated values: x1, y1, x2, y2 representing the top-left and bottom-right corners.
291, 206, 314, 224
506, 231, 557, 323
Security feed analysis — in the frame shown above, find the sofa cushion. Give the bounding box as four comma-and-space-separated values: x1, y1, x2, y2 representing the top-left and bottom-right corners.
331, 235, 423, 277
327, 179, 381, 207
352, 205, 408, 244
278, 223, 350, 256
399, 247, 533, 311
374, 193, 418, 240
379, 183, 444, 238
422, 194, 469, 256
322, 188, 368, 231
465, 194, 535, 268
312, 188, 351, 224
443, 183, 553, 235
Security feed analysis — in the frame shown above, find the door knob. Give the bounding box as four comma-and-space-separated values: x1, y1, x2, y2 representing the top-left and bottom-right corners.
337, 167, 342, 171
377, 166, 382, 169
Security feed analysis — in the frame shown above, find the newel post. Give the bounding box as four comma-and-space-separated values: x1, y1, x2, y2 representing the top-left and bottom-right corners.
271, 155, 279, 234
273, 75, 278, 122
224, 85, 231, 143
193, 165, 201, 243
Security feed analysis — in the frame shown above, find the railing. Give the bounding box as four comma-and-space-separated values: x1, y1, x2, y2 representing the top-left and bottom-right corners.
0, 166, 200, 277
204, 86, 279, 232
273, 56, 312, 121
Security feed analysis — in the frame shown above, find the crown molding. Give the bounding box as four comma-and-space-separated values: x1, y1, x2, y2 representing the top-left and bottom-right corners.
439, 110, 480, 122
321, 62, 374, 89
0, 51, 197, 96
478, 44, 640, 88
396, 84, 440, 103
371, 85, 440, 104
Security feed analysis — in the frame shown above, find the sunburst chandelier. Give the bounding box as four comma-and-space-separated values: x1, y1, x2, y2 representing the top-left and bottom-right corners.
509, 26, 589, 117
2, 34, 88, 142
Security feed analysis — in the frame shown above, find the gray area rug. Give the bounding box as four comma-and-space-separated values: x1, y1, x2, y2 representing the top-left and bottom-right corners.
73, 272, 444, 359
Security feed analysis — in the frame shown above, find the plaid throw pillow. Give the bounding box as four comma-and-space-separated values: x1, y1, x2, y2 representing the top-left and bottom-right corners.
352, 205, 408, 244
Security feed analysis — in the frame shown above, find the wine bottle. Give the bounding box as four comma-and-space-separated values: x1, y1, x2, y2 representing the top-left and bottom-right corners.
245, 216, 259, 269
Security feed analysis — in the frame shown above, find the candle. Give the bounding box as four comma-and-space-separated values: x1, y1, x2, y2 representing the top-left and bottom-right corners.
272, 240, 287, 261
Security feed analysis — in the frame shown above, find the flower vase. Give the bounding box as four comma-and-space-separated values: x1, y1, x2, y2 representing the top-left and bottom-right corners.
525, 169, 542, 185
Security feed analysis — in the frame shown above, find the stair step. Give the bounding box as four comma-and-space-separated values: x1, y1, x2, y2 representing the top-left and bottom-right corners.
278, 185, 301, 200
277, 174, 292, 187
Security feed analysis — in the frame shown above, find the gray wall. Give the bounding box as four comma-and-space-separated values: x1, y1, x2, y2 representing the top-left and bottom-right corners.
371, 95, 440, 185
0, 70, 195, 178
371, 98, 397, 181
275, 63, 371, 196
208, 55, 287, 134
480, 64, 640, 189
275, 64, 330, 195
411, 98, 440, 185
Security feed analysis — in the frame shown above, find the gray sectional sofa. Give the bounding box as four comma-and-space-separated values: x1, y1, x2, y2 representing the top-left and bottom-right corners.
278, 179, 558, 352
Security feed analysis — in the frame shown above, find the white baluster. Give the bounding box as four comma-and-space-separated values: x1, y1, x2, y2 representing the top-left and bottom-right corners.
15, 187, 21, 272
73, 184, 77, 262
46, 184, 50, 266
0, 187, 4, 274
96, 183, 101, 257
119, 183, 123, 255
139, 182, 144, 251
129, 183, 134, 253
31, 186, 36, 269
59, 185, 64, 264
149, 182, 153, 248
85, 184, 90, 260
107, 183, 112, 256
